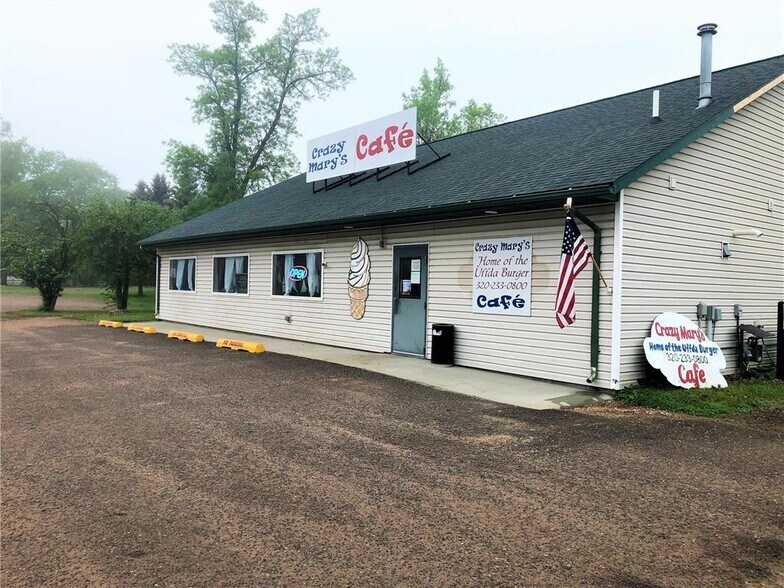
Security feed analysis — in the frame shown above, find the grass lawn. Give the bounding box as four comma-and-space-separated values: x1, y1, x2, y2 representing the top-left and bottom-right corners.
0, 285, 155, 323
617, 378, 784, 417
0, 285, 109, 299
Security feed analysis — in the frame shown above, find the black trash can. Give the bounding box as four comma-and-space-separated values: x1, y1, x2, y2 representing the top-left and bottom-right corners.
431, 324, 455, 365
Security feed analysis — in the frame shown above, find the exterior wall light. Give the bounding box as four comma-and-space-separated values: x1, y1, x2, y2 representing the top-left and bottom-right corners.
732, 228, 763, 238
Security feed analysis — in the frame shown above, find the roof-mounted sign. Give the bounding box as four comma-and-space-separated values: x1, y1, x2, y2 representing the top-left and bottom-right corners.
643, 312, 727, 389
306, 108, 417, 183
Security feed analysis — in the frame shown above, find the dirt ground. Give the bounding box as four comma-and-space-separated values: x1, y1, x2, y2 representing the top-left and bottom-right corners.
2, 318, 782, 587
0, 295, 105, 312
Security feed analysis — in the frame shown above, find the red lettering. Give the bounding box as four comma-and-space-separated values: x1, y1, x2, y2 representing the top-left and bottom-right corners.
677, 363, 705, 388
354, 121, 415, 162
398, 125, 414, 148
368, 136, 383, 156
679, 326, 704, 341
356, 134, 368, 159
654, 320, 681, 340
383, 125, 398, 152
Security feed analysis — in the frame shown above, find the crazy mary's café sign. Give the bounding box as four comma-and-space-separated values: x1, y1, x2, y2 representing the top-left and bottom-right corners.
644, 312, 727, 389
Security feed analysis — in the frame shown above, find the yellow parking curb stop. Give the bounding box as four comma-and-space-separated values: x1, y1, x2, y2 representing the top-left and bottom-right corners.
216, 338, 266, 353
167, 330, 205, 343
98, 320, 124, 328
126, 324, 157, 334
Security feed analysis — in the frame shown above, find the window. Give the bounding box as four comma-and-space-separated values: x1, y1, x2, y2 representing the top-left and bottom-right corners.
398, 257, 422, 299
271, 251, 322, 298
213, 255, 249, 294
169, 258, 196, 291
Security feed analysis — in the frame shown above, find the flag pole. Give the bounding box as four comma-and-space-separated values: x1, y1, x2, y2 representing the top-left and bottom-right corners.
564, 197, 610, 291
591, 256, 609, 289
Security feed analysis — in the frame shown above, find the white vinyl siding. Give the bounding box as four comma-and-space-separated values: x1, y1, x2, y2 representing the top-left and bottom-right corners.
422, 207, 615, 388
159, 235, 393, 354
619, 82, 784, 385
157, 204, 615, 388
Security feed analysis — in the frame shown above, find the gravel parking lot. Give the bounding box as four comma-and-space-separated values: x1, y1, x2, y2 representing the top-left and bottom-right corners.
2, 317, 782, 587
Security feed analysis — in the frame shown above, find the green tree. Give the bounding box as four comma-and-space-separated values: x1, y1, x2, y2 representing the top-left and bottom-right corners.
402, 58, 460, 142
1, 127, 121, 310
2, 212, 75, 310
79, 199, 177, 310
1, 121, 35, 191
150, 173, 173, 206
131, 174, 174, 206
458, 99, 507, 135
402, 58, 506, 142
168, 0, 353, 210
169, 172, 200, 211
131, 179, 152, 202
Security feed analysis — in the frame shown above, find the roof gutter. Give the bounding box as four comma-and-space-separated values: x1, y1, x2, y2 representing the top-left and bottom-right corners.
140, 184, 616, 248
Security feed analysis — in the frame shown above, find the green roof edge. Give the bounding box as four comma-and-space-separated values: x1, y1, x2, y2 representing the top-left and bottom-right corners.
610, 105, 735, 193
140, 184, 616, 248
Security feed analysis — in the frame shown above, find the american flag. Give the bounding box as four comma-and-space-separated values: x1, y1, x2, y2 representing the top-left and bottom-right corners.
555, 215, 591, 328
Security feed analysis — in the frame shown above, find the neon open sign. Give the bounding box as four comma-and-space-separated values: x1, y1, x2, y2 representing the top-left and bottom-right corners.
289, 266, 308, 282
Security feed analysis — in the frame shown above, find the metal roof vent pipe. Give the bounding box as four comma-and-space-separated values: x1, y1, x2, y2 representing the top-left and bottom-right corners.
651, 89, 662, 123
697, 23, 718, 109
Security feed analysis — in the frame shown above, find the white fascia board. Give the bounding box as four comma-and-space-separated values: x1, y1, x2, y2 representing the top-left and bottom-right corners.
609, 189, 625, 390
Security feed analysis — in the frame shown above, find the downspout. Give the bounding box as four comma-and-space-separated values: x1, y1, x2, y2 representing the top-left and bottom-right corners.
155, 250, 161, 317
570, 207, 602, 383
139, 245, 161, 318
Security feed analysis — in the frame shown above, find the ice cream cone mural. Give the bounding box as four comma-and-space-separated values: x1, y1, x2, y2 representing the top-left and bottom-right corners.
347, 238, 371, 319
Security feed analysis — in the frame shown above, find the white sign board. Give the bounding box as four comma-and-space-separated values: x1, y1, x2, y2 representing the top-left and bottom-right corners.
306, 108, 417, 182
643, 312, 727, 388
472, 237, 532, 316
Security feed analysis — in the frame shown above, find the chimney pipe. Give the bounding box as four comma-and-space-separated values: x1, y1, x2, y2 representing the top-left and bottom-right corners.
697, 23, 718, 109
651, 89, 661, 122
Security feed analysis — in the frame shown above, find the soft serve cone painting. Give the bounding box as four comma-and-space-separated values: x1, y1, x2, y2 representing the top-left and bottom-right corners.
347, 238, 371, 319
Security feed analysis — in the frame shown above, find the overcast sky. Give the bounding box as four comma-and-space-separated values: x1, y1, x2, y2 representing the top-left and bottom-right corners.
2, 0, 782, 190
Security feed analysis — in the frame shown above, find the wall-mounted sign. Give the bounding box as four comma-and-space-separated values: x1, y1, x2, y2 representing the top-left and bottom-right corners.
347, 238, 372, 320
306, 108, 417, 182
643, 312, 727, 389
472, 237, 532, 316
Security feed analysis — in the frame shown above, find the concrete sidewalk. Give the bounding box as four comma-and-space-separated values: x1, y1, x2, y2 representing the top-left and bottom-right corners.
137, 320, 613, 410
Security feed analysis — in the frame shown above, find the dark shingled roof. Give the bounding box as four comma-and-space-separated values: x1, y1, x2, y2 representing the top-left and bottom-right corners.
142, 55, 784, 247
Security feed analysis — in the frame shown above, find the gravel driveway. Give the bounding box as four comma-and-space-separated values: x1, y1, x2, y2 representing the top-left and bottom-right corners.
2, 318, 782, 587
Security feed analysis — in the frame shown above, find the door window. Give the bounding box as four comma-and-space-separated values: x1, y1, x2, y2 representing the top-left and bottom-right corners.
398, 257, 422, 298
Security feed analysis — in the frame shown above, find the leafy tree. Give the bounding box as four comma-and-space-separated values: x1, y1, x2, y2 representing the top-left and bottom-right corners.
402, 59, 460, 142
166, 143, 210, 211
79, 199, 177, 309
1, 127, 121, 310
1, 121, 35, 190
402, 58, 506, 142
2, 212, 75, 310
167, 0, 352, 210
169, 172, 200, 211
459, 99, 507, 135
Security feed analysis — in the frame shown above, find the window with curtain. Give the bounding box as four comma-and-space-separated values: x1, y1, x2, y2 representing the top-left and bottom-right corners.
213, 255, 249, 294
168, 258, 196, 291
271, 251, 322, 297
